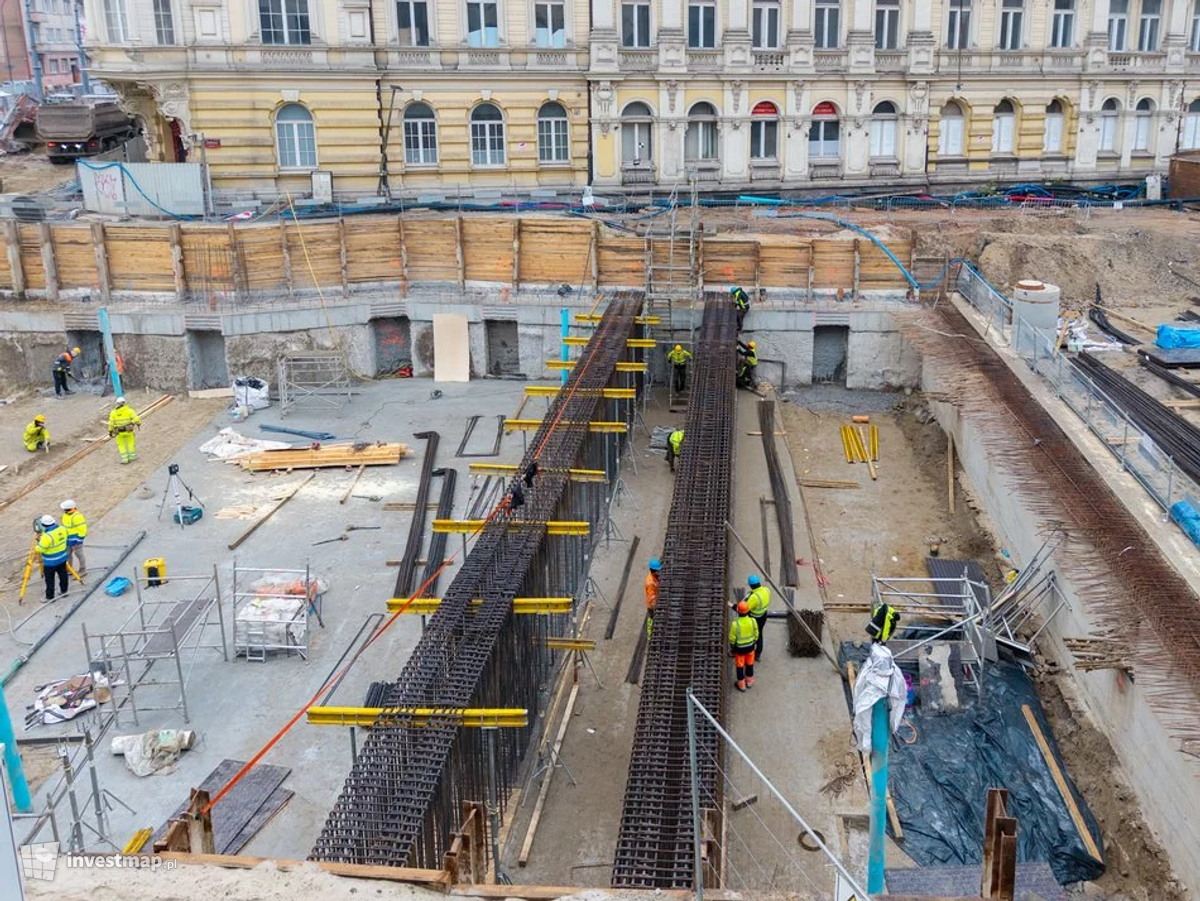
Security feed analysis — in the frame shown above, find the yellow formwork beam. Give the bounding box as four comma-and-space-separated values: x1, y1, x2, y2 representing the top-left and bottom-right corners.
523, 385, 635, 400
504, 419, 628, 433
561, 336, 658, 349
387, 596, 574, 614
432, 519, 590, 536
575, 314, 661, 324
307, 707, 529, 728
544, 637, 597, 651
467, 462, 608, 483
545, 360, 648, 373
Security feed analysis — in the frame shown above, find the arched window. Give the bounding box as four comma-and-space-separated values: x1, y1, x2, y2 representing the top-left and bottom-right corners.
1099, 98, 1120, 153
1185, 98, 1200, 150
1043, 99, 1064, 153
1133, 97, 1154, 152
621, 101, 653, 166
275, 104, 316, 169
809, 101, 839, 159
870, 100, 898, 158
403, 102, 437, 165
470, 103, 506, 166
684, 101, 718, 162
751, 100, 779, 160
991, 99, 1015, 153
939, 101, 964, 155
537, 102, 569, 163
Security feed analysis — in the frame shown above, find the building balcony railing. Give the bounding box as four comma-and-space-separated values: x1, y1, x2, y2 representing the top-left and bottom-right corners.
752, 50, 787, 71
1105, 50, 1166, 71
618, 48, 657, 71
687, 49, 722, 71
875, 49, 906, 72
934, 47, 1083, 73
621, 164, 656, 185
813, 49, 847, 71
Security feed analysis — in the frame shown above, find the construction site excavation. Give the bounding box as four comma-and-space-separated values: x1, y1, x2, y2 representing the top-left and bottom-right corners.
2, 204, 1200, 901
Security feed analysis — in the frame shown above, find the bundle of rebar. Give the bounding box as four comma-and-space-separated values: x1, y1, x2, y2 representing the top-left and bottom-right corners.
758, 401, 799, 588
312, 292, 644, 869
1073, 352, 1200, 486
787, 609, 825, 657
612, 297, 737, 889
1137, 354, 1200, 399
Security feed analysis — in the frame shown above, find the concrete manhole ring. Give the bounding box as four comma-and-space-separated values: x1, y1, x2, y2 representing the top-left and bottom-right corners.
797, 828, 824, 852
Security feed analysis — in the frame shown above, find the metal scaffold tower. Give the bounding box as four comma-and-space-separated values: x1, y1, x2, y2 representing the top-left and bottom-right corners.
644, 180, 700, 394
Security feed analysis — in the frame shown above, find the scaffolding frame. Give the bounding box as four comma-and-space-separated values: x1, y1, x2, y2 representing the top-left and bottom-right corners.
231, 563, 321, 661
80, 567, 227, 727
277, 350, 353, 417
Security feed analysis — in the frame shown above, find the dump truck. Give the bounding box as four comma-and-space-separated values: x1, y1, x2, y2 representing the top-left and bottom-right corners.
36, 101, 136, 163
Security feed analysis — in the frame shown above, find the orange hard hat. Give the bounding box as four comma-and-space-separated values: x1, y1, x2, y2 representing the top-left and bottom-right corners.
737, 600, 749, 614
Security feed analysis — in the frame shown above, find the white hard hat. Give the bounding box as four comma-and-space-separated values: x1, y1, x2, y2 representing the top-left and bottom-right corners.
61, 499, 76, 510
40, 514, 56, 527
115, 396, 126, 404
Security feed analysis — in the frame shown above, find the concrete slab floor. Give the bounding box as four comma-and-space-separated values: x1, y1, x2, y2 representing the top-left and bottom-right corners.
3, 376, 541, 860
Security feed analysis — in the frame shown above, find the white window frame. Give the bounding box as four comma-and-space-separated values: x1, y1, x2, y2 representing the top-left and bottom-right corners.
1099, 101, 1119, 153
750, 105, 779, 159
751, 1, 780, 49
998, 0, 1022, 50
688, 0, 716, 49
466, 0, 500, 47
537, 102, 570, 163
1050, 0, 1073, 48
991, 102, 1015, 153
946, 0, 970, 49
260, 0, 311, 45
621, 0, 651, 47
397, 0, 431, 47
684, 103, 719, 161
534, 0, 566, 48
1183, 101, 1200, 149
870, 104, 898, 158
1043, 101, 1064, 153
939, 103, 965, 155
1192, 0, 1200, 52
153, 0, 176, 44
403, 103, 438, 165
809, 115, 840, 159
814, 0, 839, 48
874, 0, 899, 50
275, 105, 318, 170
470, 104, 506, 166
1137, 0, 1160, 51
103, 0, 128, 42
1133, 99, 1153, 151
1108, 0, 1128, 51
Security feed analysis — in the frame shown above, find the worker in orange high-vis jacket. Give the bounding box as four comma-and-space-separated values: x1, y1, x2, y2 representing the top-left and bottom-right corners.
52, 347, 82, 396
729, 600, 760, 692
644, 557, 662, 638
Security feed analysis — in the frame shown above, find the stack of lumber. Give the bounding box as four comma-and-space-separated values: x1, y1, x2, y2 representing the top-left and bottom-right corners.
237, 442, 408, 472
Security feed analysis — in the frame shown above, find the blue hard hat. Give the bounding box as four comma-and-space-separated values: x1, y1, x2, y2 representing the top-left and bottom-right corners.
748, 574, 761, 587
729, 286, 738, 294
649, 558, 662, 572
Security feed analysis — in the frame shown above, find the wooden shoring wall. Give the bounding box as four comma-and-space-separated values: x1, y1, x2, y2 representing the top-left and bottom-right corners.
0, 216, 913, 299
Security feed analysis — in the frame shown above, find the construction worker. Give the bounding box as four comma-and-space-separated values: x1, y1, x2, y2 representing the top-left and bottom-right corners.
666, 427, 684, 473
867, 603, 900, 643
736, 341, 758, 389
645, 557, 662, 638
729, 600, 760, 691
108, 396, 141, 464
666, 344, 692, 392
23, 415, 49, 452
731, 286, 750, 331
52, 347, 82, 396
745, 574, 770, 660
101, 349, 126, 397
35, 514, 70, 601
60, 499, 87, 577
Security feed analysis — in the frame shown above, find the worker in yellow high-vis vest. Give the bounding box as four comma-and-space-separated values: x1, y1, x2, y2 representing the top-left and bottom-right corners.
667, 427, 684, 473
108, 397, 141, 464
729, 600, 760, 692
666, 344, 692, 392
745, 574, 770, 660
60, 499, 88, 577
36, 514, 70, 601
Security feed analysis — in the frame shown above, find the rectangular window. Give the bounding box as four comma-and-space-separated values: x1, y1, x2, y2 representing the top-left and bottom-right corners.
1108, 0, 1127, 51
277, 122, 317, 168
752, 2, 780, 49
939, 115, 964, 155
1184, 109, 1199, 149
48, 58, 58, 73
102, 0, 127, 42
998, 0, 1022, 49
946, 0, 970, 49
466, 0, 499, 46
874, 0, 898, 49
397, 0, 430, 46
750, 120, 777, 158
688, 1, 716, 48
621, 0, 650, 47
153, 0, 176, 44
1133, 114, 1151, 151
814, 0, 839, 48
471, 121, 505, 165
1043, 113, 1063, 152
1099, 114, 1117, 152
991, 114, 1014, 152
1050, 0, 1073, 47
1138, 0, 1160, 50
538, 117, 569, 162
870, 119, 897, 157
260, 0, 310, 45
404, 121, 437, 165
809, 119, 839, 158
685, 121, 717, 160
534, 0, 566, 47
1192, 0, 1200, 52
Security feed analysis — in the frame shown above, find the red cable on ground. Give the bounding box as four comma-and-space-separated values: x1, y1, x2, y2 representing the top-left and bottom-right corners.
203, 298, 625, 816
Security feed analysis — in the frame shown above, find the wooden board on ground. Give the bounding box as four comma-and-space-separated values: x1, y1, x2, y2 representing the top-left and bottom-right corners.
433, 313, 471, 382
237, 443, 406, 472
189, 387, 233, 399
149, 759, 291, 855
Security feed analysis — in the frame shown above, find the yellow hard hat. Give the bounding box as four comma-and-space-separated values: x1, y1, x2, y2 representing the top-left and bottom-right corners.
748, 341, 757, 349
71, 347, 81, 356
674, 344, 682, 353
34, 414, 45, 423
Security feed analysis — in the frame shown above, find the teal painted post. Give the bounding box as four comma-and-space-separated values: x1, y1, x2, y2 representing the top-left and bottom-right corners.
867, 697, 889, 893
560, 307, 569, 385
98, 308, 123, 398
0, 682, 32, 812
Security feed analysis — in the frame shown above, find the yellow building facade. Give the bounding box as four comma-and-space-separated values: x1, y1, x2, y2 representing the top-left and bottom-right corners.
83, 0, 592, 196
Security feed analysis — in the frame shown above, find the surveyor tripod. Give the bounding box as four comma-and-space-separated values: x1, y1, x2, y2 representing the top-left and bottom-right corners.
157, 462, 205, 530
18, 525, 82, 605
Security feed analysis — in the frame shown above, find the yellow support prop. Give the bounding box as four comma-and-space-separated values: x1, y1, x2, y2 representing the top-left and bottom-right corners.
123, 828, 153, 854
432, 519, 590, 536
561, 336, 658, 348
503, 419, 628, 433
544, 360, 648, 373
307, 707, 529, 728
544, 637, 597, 651
467, 462, 608, 483
575, 314, 660, 324
523, 385, 635, 400
387, 596, 574, 614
